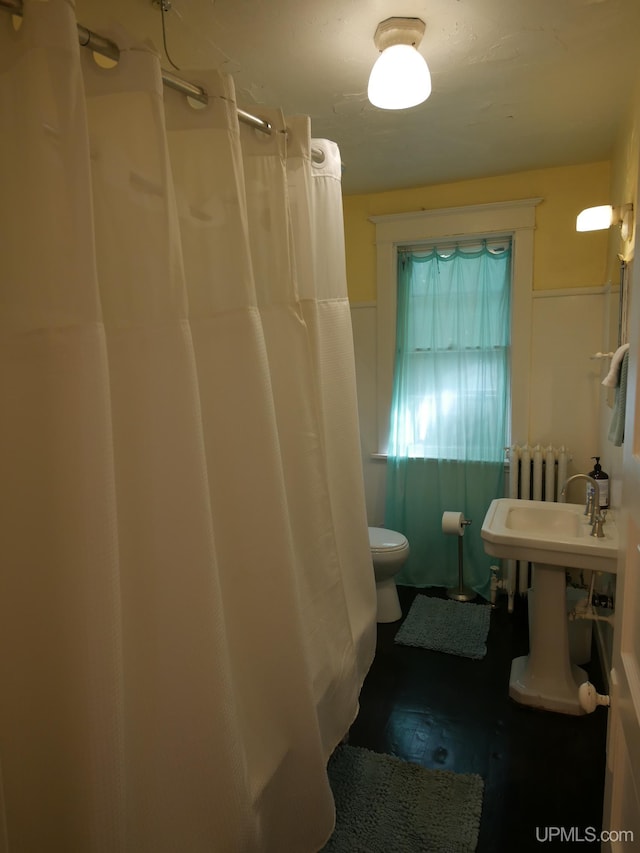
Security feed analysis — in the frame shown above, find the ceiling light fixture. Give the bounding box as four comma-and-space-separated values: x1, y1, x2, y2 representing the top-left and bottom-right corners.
576, 204, 634, 241
367, 17, 432, 110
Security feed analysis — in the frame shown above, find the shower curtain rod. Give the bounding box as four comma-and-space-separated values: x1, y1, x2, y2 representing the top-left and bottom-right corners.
0, 0, 273, 136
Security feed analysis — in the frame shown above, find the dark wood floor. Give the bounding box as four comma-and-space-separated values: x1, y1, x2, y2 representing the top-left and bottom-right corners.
347, 585, 608, 852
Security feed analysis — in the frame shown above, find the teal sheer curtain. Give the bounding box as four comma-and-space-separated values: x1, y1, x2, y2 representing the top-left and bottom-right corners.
385, 242, 511, 599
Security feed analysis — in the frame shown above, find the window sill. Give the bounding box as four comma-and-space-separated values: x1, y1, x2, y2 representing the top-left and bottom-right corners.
371, 452, 511, 467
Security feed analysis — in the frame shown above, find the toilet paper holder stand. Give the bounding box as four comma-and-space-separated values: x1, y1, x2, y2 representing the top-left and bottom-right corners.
447, 517, 476, 603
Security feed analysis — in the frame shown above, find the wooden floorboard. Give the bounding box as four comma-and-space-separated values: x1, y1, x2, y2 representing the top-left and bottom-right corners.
347, 586, 608, 852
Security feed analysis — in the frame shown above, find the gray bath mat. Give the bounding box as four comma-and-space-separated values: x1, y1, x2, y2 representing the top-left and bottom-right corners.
322, 745, 483, 852
394, 596, 491, 660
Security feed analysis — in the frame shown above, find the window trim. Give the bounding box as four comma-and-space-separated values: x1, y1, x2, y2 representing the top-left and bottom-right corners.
371, 198, 542, 456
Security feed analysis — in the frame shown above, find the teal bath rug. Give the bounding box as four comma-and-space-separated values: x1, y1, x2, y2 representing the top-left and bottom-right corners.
394, 596, 491, 660
322, 745, 484, 852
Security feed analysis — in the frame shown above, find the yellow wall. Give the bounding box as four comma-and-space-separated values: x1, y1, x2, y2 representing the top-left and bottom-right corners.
343, 161, 611, 303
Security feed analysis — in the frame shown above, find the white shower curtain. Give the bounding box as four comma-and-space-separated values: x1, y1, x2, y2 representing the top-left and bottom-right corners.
0, 2, 376, 851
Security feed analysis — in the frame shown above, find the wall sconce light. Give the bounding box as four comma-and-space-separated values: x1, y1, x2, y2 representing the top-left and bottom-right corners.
576, 203, 634, 241
367, 17, 431, 110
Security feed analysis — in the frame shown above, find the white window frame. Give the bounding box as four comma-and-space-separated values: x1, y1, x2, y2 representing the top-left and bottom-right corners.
371, 198, 541, 456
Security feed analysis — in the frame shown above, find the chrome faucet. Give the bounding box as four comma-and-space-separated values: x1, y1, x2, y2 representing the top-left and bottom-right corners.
561, 474, 600, 526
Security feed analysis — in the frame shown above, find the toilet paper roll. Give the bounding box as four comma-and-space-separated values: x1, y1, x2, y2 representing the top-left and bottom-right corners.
442, 511, 467, 536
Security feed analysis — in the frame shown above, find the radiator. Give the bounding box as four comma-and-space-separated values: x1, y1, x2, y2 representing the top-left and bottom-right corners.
504, 444, 570, 609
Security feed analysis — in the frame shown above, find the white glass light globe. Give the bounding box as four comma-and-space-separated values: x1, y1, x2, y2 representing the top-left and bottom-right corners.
576, 205, 613, 232
368, 44, 432, 110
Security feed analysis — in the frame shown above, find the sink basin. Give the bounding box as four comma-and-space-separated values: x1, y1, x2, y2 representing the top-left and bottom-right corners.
505, 504, 581, 536
481, 498, 618, 573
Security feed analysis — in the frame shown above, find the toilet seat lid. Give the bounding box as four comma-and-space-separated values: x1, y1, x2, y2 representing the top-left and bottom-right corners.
368, 526, 408, 553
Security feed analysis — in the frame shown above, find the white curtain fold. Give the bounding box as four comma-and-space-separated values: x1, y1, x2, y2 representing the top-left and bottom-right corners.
0, 2, 376, 851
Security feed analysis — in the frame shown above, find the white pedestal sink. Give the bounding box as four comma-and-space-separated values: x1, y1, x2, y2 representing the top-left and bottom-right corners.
481, 499, 618, 715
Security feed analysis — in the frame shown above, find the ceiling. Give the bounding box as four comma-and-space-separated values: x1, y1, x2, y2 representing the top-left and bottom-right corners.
75, 0, 640, 195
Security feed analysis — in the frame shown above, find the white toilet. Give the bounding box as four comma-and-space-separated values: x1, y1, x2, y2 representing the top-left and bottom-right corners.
368, 526, 410, 623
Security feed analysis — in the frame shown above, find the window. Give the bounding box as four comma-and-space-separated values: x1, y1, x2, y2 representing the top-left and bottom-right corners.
389, 241, 511, 461
370, 199, 540, 456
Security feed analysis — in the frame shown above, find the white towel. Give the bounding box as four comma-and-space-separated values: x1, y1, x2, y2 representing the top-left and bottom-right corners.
602, 342, 630, 387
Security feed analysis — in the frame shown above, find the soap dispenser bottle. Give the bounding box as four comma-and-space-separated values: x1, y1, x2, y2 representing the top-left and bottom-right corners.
588, 456, 609, 509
